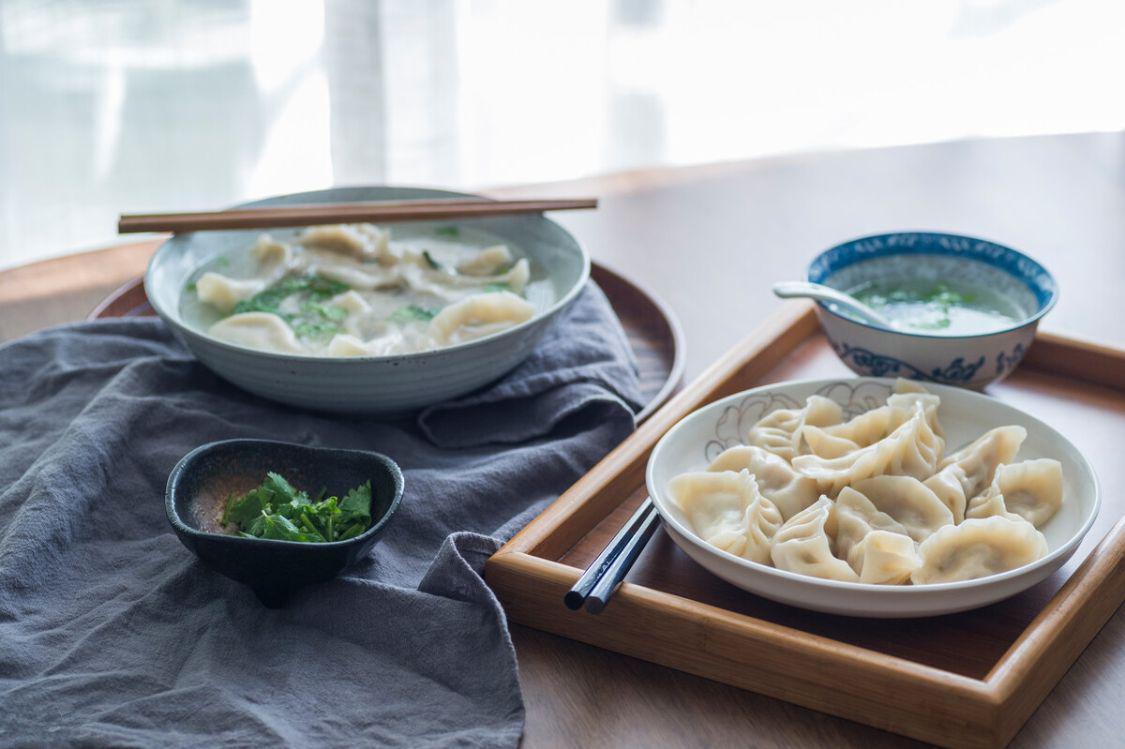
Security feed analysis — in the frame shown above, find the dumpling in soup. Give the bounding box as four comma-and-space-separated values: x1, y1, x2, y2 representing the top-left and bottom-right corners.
299, 223, 391, 262
195, 272, 268, 314
428, 291, 535, 345
208, 312, 303, 354
457, 244, 512, 276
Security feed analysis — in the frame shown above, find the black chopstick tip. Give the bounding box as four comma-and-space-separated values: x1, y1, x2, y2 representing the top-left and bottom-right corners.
563, 590, 586, 610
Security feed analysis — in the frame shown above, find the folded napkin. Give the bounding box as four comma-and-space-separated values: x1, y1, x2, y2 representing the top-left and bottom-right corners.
0, 282, 641, 748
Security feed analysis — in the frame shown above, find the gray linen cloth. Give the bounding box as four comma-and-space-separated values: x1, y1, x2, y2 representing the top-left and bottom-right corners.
0, 283, 641, 748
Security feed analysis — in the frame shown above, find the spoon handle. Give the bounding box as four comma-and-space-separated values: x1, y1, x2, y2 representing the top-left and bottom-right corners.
772, 281, 894, 329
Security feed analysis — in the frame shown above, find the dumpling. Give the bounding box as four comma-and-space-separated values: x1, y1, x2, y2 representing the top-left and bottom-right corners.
965, 459, 1063, 527
810, 383, 942, 455
195, 272, 268, 314
911, 516, 1048, 584
938, 426, 1026, 500
668, 470, 782, 564
329, 290, 372, 316
316, 264, 403, 290
923, 464, 970, 523
770, 497, 859, 582
847, 530, 921, 584
208, 312, 303, 354
849, 476, 955, 542
251, 234, 294, 267
407, 258, 531, 298
830, 486, 910, 559
706, 445, 820, 520
428, 291, 535, 345
298, 223, 391, 262
457, 244, 512, 276
791, 404, 944, 494
748, 395, 844, 461
800, 425, 861, 459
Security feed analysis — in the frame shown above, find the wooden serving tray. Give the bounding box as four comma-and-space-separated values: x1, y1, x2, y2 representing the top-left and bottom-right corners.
486, 302, 1125, 749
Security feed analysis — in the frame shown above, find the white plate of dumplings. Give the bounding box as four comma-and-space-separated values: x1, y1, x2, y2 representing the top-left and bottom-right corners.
647, 378, 1099, 617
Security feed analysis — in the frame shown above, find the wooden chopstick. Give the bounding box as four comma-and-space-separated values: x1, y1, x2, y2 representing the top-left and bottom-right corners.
584, 500, 661, 614
564, 497, 660, 613
117, 198, 598, 234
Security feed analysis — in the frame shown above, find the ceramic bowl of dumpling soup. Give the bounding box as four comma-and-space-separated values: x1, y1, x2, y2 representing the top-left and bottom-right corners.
646, 378, 1098, 618
808, 232, 1058, 390
145, 186, 589, 413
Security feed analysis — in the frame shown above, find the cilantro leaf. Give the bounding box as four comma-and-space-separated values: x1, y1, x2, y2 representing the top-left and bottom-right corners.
389, 305, 437, 323
422, 250, 444, 271
339, 481, 372, 527
221, 473, 375, 543
434, 226, 460, 238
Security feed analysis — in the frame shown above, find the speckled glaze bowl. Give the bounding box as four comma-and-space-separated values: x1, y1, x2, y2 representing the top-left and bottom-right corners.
808, 232, 1058, 390
166, 439, 404, 607
145, 186, 590, 413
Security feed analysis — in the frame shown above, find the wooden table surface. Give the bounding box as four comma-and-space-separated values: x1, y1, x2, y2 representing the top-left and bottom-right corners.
2, 132, 1123, 747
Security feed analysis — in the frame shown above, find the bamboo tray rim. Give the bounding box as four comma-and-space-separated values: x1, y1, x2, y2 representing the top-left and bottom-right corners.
485, 301, 1125, 748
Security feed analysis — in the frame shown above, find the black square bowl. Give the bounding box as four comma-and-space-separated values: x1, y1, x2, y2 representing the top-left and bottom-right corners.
166, 439, 404, 607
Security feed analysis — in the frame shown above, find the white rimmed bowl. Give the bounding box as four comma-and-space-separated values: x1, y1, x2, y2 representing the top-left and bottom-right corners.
145, 186, 590, 414
808, 232, 1058, 390
646, 378, 1099, 618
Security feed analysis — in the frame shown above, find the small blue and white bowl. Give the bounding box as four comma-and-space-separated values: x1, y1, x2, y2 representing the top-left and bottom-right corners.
808, 232, 1057, 390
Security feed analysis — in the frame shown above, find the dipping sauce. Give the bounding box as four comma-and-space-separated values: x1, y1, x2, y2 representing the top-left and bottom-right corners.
846, 279, 1023, 335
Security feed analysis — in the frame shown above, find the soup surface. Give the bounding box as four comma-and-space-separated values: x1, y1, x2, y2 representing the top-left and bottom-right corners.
846, 279, 1022, 334
181, 223, 554, 356
824, 254, 1037, 335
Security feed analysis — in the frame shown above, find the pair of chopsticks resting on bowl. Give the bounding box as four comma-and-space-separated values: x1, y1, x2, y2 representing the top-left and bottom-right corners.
564, 497, 660, 613
117, 198, 598, 234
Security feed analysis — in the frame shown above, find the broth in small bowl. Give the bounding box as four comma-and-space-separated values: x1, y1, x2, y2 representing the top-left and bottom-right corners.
808, 232, 1057, 389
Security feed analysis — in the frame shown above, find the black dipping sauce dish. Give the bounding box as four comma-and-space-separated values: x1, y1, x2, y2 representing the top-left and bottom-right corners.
166, 439, 404, 607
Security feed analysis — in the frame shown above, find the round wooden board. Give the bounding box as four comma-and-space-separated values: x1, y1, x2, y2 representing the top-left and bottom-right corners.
88, 262, 684, 423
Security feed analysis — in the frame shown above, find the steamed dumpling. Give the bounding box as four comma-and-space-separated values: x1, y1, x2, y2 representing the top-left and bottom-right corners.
791, 404, 944, 494
847, 530, 921, 585
830, 486, 910, 560
770, 497, 859, 582
911, 516, 1048, 584
938, 426, 1026, 501
748, 395, 844, 461
923, 464, 971, 523
316, 263, 403, 290
965, 459, 1063, 527
809, 380, 942, 455
668, 470, 782, 564
208, 312, 303, 353
706, 445, 820, 520
428, 291, 535, 345
849, 475, 955, 542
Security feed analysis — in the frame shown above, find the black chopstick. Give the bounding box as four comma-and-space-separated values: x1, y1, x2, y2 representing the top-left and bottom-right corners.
584, 501, 662, 614
564, 498, 658, 610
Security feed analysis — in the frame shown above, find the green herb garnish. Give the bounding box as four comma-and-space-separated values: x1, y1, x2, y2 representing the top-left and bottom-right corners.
422, 250, 445, 271
223, 472, 373, 543
185, 281, 198, 293
482, 282, 510, 293
233, 274, 349, 341
434, 226, 460, 238
389, 305, 437, 323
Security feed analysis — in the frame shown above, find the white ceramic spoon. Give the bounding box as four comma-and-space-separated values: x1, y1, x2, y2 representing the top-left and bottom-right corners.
772, 281, 897, 330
